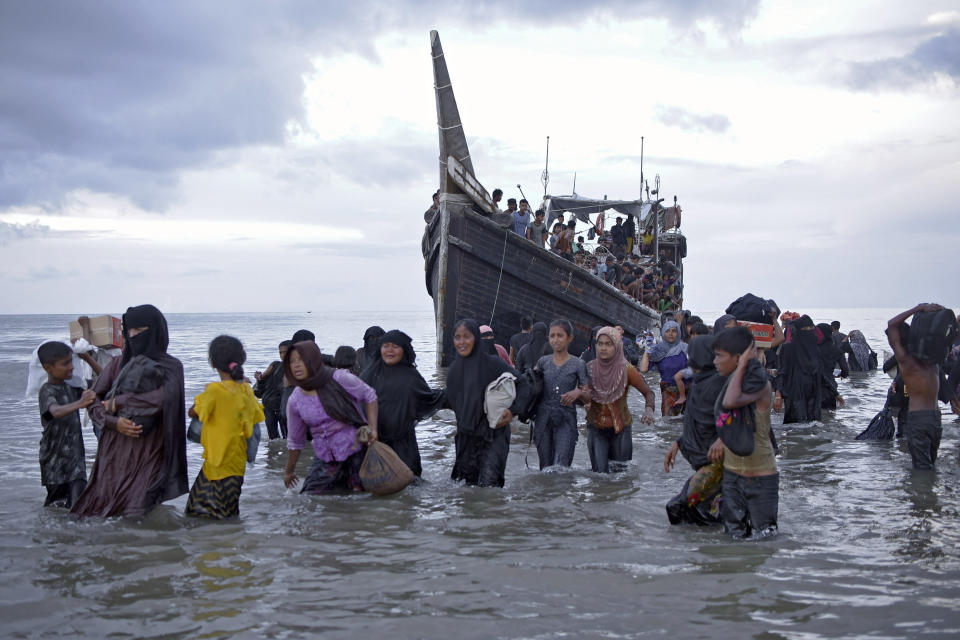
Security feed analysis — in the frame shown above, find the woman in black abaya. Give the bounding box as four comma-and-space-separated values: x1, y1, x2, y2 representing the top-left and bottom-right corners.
360, 330, 444, 476
777, 315, 822, 423
71, 304, 187, 518
445, 319, 525, 487
515, 321, 550, 372
352, 326, 385, 375
816, 322, 847, 410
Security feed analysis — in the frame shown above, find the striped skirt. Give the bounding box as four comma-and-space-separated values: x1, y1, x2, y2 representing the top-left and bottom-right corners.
185, 469, 243, 519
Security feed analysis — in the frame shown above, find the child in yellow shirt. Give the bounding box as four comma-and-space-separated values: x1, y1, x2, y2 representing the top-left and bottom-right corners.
186, 335, 264, 518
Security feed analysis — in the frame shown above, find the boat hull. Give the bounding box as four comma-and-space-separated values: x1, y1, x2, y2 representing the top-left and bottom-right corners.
426, 202, 660, 366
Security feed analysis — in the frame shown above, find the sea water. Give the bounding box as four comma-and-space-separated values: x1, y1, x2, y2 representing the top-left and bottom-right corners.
1, 309, 959, 639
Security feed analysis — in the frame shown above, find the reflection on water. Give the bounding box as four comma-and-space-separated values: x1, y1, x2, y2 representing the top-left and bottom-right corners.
1, 310, 959, 638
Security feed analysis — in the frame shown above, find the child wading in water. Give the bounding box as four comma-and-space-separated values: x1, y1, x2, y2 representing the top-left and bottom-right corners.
37, 341, 97, 508
186, 335, 264, 518
533, 319, 590, 469
713, 327, 777, 539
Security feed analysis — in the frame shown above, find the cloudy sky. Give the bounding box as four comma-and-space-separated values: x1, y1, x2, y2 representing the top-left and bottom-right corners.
1, 1, 958, 315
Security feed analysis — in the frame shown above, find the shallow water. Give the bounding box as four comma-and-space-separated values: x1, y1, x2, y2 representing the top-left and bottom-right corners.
2, 309, 959, 639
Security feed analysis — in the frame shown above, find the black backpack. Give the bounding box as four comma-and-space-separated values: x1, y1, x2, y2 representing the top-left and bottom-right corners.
907, 309, 958, 365
513, 366, 544, 423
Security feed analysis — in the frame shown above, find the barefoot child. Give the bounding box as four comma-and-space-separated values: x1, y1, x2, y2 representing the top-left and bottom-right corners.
186, 335, 264, 518
713, 327, 777, 539
37, 341, 97, 508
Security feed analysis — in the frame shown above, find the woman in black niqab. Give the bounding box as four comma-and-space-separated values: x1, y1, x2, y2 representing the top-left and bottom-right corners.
353, 326, 385, 375
444, 319, 521, 487
816, 322, 847, 409
71, 304, 187, 518
515, 321, 550, 372
778, 315, 822, 423
360, 330, 443, 476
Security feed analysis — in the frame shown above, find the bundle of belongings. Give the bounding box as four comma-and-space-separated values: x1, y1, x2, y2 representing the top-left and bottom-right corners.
104, 355, 166, 435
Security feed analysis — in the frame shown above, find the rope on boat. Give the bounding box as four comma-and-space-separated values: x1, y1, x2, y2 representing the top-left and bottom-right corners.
489, 229, 509, 325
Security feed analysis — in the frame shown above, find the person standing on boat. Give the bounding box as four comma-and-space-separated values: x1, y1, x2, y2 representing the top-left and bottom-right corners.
492, 188, 503, 212
624, 214, 636, 255
425, 190, 440, 223
512, 199, 532, 236
610, 217, 627, 258
526, 209, 548, 248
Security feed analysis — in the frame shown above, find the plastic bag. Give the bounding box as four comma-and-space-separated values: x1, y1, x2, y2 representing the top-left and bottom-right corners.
359, 441, 414, 495
246, 423, 262, 463
187, 417, 203, 443
25, 339, 88, 398
484, 372, 516, 429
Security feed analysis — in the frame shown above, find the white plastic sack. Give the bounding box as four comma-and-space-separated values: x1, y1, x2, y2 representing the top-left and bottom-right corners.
484, 372, 517, 429
25, 338, 89, 398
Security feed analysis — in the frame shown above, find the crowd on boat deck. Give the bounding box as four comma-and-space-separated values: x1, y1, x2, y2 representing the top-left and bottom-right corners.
29, 301, 960, 541
427, 189, 684, 313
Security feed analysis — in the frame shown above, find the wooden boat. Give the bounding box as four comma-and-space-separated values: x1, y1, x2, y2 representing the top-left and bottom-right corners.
424, 31, 674, 366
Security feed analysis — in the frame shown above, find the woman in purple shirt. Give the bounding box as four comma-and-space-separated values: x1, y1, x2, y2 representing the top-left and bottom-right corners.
283, 341, 379, 493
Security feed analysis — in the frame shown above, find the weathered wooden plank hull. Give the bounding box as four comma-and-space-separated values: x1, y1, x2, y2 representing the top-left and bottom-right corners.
426, 204, 660, 367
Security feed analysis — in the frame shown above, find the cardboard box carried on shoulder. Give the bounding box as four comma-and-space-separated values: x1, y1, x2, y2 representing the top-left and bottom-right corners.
69, 315, 123, 348
738, 321, 774, 349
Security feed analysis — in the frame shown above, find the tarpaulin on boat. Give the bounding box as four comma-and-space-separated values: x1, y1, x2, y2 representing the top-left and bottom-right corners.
543, 196, 650, 228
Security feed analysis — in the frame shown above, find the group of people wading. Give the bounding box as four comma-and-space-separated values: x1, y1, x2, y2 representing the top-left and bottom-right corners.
33, 303, 960, 541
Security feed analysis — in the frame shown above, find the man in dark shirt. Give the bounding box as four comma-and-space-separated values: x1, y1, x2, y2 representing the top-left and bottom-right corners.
623, 213, 636, 254
508, 316, 533, 362
610, 217, 627, 258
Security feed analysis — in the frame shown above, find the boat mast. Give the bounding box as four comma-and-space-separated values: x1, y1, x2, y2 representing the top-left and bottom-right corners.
640, 136, 644, 199
541, 136, 550, 198
431, 30, 474, 195
653, 174, 661, 263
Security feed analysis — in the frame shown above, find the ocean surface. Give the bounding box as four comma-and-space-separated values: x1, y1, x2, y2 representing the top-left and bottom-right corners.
1, 309, 959, 639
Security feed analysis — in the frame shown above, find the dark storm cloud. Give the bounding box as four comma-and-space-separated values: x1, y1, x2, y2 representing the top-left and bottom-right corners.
846, 28, 960, 90
0, 1, 759, 212
652, 105, 732, 134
